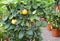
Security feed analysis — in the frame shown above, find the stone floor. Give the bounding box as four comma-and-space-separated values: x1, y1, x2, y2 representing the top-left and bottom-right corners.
41, 27, 60, 41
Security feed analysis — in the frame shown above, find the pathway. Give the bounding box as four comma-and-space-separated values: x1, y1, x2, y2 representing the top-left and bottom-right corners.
41, 27, 60, 41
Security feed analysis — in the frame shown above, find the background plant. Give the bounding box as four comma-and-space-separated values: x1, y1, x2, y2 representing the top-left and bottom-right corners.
46, 0, 60, 29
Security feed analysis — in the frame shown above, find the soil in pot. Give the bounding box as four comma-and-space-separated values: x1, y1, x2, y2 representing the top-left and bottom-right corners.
52, 28, 59, 37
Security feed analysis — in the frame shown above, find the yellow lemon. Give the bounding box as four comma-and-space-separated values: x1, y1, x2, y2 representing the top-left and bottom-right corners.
11, 19, 17, 25
22, 9, 28, 15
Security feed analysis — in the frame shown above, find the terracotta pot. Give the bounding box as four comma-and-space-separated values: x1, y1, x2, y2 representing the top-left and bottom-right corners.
58, 5, 60, 10
59, 28, 60, 36
46, 22, 51, 31
54, 5, 59, 11
5, 37, 9, 41
52, 29, 59, 37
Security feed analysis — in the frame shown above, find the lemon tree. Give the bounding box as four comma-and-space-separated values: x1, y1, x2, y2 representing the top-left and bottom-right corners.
0, 0, 55, 41
0, 0, 43, 41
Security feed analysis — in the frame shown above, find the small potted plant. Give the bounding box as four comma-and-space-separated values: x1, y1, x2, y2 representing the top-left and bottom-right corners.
58, 0, 60, 10
46, 15, 52, 31
54, 0, 60, 10
56, 17, 60, 36
45, 6, 53, 31
50, 11, 60, 37
51, 23, 59, 37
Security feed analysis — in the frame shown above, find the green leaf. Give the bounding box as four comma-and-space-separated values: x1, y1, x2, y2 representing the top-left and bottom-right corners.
8, 25, 15, 30
5, 23, 10, 29
9, 15, 13, 19
11, 9, 18, 17
32, 4, 38, 9
2, 15, 8, 21
16, 19, 21, 25
26, 35, 32, 39
19, 31, 24, 39
21, 21, 24, 26
36, 0, 41, 2
34, 16, 39, 20
0, 32, 3, 38
37, 21, 42, 26
14, 27, 19, 31
0, 0, 9, 4
26, 30, 33, 35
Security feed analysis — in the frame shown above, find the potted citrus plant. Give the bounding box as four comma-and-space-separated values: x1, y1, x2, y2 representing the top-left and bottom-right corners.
50, 10, 60, 37
46, 14, 52, 31
1, 0, 42, 41
58, 0, 60, 10
45, 7, 53, 31
51, 20, 59, 37
54, 0, 60, 10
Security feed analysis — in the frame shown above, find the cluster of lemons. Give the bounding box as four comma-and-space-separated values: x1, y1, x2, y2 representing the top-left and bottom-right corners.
11, 9, 28, 25
11, 9, 35, 25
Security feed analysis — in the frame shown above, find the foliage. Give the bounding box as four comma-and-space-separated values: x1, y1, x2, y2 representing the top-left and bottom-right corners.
46, 0, 60, 29
0, 0, 55, 18
0, 0, 43, 41
0, 0, 55, 41
50, 10, 60, 29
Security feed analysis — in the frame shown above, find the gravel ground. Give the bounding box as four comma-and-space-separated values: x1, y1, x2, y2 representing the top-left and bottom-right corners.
41, 27, 60, 41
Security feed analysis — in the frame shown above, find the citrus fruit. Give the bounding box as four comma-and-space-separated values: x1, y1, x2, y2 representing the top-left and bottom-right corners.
11, 19, 17, 25
22, 9, 28, 15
